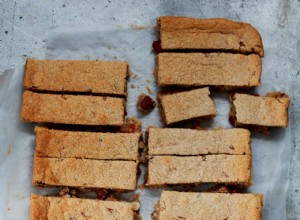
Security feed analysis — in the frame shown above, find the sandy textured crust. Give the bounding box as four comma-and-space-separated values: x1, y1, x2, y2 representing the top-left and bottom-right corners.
232, 93, 290, 127
148, 128, 251, 156
32, 156, 137, 190
156, 53, 261, 88
156, 191, 263, 220
24, 59, 129, 96
35, 127, 140, 161
30, 194, 136, 220
146, 155, 251, 186
158, 16, 264, 57
21, 91, 125, 126
158, 87, 216, 125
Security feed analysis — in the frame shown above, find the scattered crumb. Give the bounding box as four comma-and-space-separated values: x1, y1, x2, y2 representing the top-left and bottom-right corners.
137, 93, 156, 113
145, 86, 154, 95
82, 54, 90, 60
131, 73, 138, 79
129, 24, 152, 30
139, 141, 146, 149
146, 79, 151, 83
139, 148, 147, 164
214, 126, 224, 130
7, 208, 10, 211
7, 144, 12, 155
120, 117, 142, 133
94, 189, 109, 200
139, 184, 146, 190
134, 193, 140, 201
131, 84, 137, 89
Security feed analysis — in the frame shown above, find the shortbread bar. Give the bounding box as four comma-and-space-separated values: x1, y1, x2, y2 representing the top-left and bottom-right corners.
24, 59, 129, 96
158, 16, 264, 57
32, 156, 137, 190
153, 191, 262, 220
146, 155, 251, 186
30, 194, 138, 220
230, 92, 290, 127
21, 91, 125, 126
35, 127, 140, 161
158, 87, 216, 125
147, 128, 251, 156
156, 53, 261, 89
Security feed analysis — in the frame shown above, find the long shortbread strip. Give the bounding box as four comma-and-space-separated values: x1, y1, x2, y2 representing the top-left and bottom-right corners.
35, 127, 140, 161
24, 59, 129, 96
154, 191, 262, 220
148, 128, 251, 156
146, 155, 251, 186
158, 16, 264, 57
158, 88, 216, 125
231, 93, 290, 127
21, 91, 125, 126
156, 53, 261, 88
30, 194, 138, 220
32, 156, 137, 190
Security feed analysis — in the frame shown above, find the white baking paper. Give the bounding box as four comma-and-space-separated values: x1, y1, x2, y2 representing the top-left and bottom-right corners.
0, 25, 294, 220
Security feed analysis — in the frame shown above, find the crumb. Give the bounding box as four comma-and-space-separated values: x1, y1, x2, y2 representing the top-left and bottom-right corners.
137, 93, 156, 112
94, 189, 109, 200
131, 73, 138, 79
130, 24, 151, 30
146, 79, 151, 83
139, 148, 147, 163
131, 84, 137, 89
139, 184, 146, 190
145, 86, 154, 95
58, 187, 70, 197
120, 117, 142, 133
6, 144, 12, 155
133, 193, 140, 203
82, 54, 90, 60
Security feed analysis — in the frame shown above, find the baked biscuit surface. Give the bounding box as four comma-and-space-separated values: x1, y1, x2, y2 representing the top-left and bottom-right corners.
35, 127, 140, 161
158, 16, 264, 57
156, 53, 261, 88
159, 87, 216, 125
30, 194, 136, 220
155, 191, 263, 220
232, 93, 290, 127
147, 155, 251, 186
148, 128, 251, 156
24, 59, 128, 96
21, 91, 125, 126
32, 156, 137, 190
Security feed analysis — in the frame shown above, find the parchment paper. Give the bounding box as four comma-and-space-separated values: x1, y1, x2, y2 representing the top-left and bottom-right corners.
0, 24, 296, 219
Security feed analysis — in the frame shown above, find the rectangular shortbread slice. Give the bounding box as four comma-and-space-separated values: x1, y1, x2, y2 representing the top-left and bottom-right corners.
35, 127, 140, 161
21, 91, 125, 126
30, 194, 137, 220
231, 93, 290, 127
146, 155, 251, 186
147, 128, 251, 156
158, 16, 264, 57
154, 191, 262, 220
32, 156, 137, 190
24, 59, 129, 96
156, 53, 261, 88
158, 87, 216, 125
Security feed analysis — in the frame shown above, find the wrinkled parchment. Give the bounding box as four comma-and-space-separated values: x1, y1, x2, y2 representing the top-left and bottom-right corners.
0, 25, 294, 220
